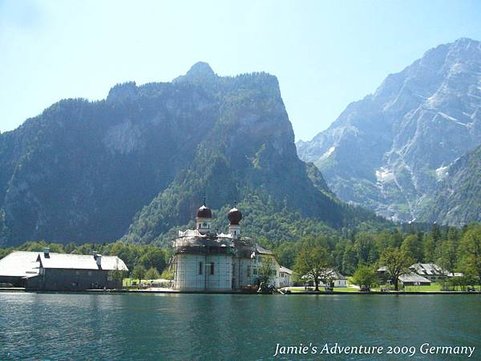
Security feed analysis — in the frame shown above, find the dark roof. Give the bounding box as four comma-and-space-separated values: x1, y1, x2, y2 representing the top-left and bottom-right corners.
196, 205, 212, 218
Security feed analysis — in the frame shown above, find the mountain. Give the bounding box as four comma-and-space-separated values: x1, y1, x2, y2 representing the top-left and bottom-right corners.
0, 62, 363, 246
297, 38, 481, 225
418, 144, 481, 224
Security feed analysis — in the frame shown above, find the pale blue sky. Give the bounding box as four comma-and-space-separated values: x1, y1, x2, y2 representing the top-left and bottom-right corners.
1, 1, 480, 141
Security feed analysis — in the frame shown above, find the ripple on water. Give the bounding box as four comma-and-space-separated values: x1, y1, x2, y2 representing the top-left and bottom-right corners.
0, 293, 480, 360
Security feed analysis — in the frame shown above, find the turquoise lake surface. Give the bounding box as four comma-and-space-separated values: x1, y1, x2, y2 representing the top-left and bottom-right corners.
0, 292, 480, 360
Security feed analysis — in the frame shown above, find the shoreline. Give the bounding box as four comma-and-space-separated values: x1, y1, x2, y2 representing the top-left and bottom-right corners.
1, 287, 480, 295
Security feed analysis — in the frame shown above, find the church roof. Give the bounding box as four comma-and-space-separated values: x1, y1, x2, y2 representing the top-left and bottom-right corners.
228, 207, 242, 225
196, 204, 212, 218
256, 244, 274, 255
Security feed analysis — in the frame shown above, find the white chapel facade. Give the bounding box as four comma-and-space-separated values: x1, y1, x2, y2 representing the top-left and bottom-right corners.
172, 203, 284, 291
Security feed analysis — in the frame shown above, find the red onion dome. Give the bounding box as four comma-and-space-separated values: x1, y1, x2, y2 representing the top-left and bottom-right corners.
196, 204, 212, 218
228, 207, 242, 225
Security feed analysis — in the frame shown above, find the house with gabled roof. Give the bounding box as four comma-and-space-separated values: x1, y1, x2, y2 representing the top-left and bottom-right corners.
409, 263, 449, 281
399, 272, 432, 286
0, 249, 128, 291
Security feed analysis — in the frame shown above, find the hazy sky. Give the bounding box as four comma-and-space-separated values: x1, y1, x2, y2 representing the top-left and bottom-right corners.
1, 1, 481, 141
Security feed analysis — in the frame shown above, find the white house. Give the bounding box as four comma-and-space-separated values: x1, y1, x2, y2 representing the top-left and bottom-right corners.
302, 269, 348, 288
320, 269, 348, 288
278, 266, 293, 288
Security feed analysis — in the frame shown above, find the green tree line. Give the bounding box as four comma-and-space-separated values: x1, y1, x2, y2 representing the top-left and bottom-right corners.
276, 223, 481, 288
2, 223, 481, 288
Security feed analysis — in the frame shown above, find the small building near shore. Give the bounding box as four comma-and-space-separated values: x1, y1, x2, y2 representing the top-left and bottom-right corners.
278, 266, 293, 288
409, 263, 448, 282
301, 269, 348, 288
0, 249, 128, 291
399, 273, 431, 286
329, 270, 348, 288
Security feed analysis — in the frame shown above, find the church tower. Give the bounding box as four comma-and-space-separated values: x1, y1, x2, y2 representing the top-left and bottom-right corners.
227, 206, 242, 239
196, 202, 212, 234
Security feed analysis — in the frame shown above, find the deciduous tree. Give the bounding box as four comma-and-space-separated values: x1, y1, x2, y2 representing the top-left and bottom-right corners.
132, 265, 147, 284
401, 234, 423, 262
258, 257, 275, 286
380, 247, 414, 291
352, 264, 378, 291
294, 245, 331, 291
458, 224, 481, 285
145, 267, 160, 280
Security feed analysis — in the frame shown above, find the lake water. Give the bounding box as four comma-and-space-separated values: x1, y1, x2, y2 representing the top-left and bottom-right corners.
0, 292, 480, 360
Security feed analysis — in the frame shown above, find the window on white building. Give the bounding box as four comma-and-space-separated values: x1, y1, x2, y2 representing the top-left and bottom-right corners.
199, 262, 203, 275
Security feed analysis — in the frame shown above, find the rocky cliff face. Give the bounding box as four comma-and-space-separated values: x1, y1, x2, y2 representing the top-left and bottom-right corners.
0, 62, 351, 246
297, 38, 481, 224
122, 64, 349, 244
419, 144, 481, 225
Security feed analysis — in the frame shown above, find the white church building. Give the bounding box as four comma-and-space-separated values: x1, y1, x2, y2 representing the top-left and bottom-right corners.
171, 203, 290, 291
